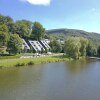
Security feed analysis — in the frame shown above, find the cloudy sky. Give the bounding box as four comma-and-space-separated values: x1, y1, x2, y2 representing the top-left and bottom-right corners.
0, 0, 100, 33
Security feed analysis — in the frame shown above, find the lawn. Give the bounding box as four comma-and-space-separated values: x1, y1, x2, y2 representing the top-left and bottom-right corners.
0, 55, 72, 68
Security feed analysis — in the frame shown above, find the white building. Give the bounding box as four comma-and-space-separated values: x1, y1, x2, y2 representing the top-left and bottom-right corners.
21, 38, 51, 53
44, 39, 50, 44
57, 39, 64, 44
40, 40, 51, 50
22, 39, 30, 50
29, 40, 45, 53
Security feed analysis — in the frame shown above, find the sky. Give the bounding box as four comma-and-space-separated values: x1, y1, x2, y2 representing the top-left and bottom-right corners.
0, 0, 100, 33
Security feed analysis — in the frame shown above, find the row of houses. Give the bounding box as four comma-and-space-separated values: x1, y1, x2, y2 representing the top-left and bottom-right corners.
21, 39, 51, 53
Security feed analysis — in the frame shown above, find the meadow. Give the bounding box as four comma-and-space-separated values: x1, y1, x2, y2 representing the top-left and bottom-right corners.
0, 55, 72, 68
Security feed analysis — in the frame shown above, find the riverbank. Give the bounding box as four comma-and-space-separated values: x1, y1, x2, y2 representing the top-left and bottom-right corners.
0, 55, 73, 68
87, 57, 100, 60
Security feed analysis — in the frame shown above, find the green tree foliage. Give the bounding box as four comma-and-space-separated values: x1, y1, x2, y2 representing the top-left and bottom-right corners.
0, 14, 14, 32
0, 13, 99, 57
14, 20, 33, 38
45, 48, 48, 53
80, 37, 88, 56
0, 24, 9, 32
30, 46, 33, 53
7, 34, 22, 54
0, 31, 9, 46
23, 47, 27, 53
64, 37, 81, 59
0, 24, 9, 47
31, 22, 45, 40
0, 15, 13, 25
41, 48, 44, 54
86, 41, 97, 56
97, 46, 100, 57
50, 40, 62, 53
8, 23, 17, 33
0, 47, 6, 54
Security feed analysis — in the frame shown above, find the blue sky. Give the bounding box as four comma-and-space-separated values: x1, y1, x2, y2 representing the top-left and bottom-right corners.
0, 0, 100, 33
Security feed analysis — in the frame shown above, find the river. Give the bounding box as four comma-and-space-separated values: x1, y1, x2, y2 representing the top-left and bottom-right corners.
0, 59, 100, 100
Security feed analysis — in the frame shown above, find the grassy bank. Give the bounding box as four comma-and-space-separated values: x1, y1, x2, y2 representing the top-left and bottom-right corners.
0, 55, 73, 68
0, 55, 20, 59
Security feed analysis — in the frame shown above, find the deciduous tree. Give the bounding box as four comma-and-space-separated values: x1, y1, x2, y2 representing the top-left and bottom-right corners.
80, 37, 88, 56
86, 41, 97, 56
15, 20, 33, 38
7, 34, 22, 54
64, 37, 81, 59
97, 46, 100, 57
50, 40, 62, 53
31, 22, 45, 40
0, 31, 9, 46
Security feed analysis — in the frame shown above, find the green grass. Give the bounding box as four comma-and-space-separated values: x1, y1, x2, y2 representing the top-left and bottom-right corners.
0, 55, 72, 68
0, 55, 20, 59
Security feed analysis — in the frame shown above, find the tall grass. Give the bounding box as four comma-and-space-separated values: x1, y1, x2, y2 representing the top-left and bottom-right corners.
0, 55, 20, 59
0, 55, 71, 68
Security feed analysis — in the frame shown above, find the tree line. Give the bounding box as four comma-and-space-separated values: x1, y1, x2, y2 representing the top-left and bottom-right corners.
49, 37, 100, 59
0, 14, 100, 59
64, 37, 100, 59
0, 14, 46, 54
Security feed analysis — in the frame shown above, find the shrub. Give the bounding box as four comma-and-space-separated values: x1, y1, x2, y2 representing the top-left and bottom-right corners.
27, 61, 34, 65
15, 62, 25, 67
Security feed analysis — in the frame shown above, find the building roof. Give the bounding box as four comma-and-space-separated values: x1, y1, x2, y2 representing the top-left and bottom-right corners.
40, 40, 50, 49
22, 39, 30, 50
29, 40, 45, 52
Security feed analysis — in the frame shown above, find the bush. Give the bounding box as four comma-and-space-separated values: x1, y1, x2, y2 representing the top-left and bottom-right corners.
27, 61, 34, 65
15, 62, 25, 67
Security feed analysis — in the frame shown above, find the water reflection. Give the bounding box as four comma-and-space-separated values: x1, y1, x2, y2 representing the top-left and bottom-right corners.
0, 65, 44, 86
0, 60, 100, 100
65, 59, 96, 76
0, 65, 44, 100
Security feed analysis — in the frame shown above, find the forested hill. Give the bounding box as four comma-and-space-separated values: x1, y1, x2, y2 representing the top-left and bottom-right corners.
46, 28, 100, 42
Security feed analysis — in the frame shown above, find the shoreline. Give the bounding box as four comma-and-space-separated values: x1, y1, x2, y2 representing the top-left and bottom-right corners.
87, 57, 100, 60
0, 55, 73, 68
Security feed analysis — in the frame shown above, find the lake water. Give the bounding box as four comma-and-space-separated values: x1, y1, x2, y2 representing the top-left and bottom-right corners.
0, 59, 100, 100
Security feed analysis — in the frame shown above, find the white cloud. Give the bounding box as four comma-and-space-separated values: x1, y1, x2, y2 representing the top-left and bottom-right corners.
20, 0, 51, 6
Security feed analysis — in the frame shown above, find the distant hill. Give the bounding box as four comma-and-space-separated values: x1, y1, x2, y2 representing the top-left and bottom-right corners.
46, 28, 100, 43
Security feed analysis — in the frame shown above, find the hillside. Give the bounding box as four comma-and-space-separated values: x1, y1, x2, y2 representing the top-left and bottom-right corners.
46, 28, 100, 42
